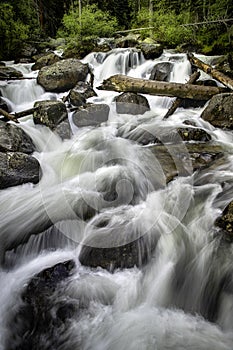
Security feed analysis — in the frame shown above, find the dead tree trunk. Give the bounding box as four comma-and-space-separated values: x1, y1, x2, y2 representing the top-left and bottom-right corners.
98, 74, 226, 100
188, 53, 233, 90
0, 107, 39, 123
163, 71, 200, 119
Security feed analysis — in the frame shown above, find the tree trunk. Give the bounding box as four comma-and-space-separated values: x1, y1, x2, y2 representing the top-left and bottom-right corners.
163, 71, 200, 119
97, 74, 226, 100
188, 53, 233, 90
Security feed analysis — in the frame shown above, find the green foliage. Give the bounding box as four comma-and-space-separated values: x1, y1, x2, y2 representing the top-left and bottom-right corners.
132, 8, 193, 47
58, 4, 118, 40
0, 3, 30, 59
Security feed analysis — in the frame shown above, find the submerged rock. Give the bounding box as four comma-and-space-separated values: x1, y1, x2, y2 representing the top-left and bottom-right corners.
215, 201, 233, 240
6, 260, 76, 350
37, 58, 89, 92
72, 103, 109, 127
32, 52, 61, 71
0, 152, 40, 189
148, 143, 224, 183
201, 93, 233, 129
114, 92, 150, 115
33, 100, 68, 129
0, 121, 35, 153
0, 66, 23, 79
149, 62, 173, 81
79, 233, 153, 271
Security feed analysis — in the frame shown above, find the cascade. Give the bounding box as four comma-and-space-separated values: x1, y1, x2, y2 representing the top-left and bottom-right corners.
0, 49, 233, 349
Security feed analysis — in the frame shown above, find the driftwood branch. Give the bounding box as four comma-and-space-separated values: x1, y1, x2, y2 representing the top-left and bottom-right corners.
0, 108, 19, 123
163, 71, 200, 119
0, 77, 36, 81
0, 107, 39, 123
98, 74, 226, 100
188, 53, 233, 90
114, 27, 154, 34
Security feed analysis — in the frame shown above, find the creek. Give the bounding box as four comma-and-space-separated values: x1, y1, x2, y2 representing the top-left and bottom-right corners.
1, 49, 233, 349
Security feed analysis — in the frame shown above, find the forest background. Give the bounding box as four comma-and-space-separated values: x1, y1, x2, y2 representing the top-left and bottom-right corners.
0, 0, 233, 60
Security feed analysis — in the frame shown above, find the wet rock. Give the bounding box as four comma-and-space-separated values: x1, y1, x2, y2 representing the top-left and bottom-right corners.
179, 98, 207, 108
137, 43, 163, 60
7, 260, 76, 350
215, 201, 233, 239
33, 100, 68, 129
69, 81, 97, 107
0, 66, 23, 79
37, 58, 89, 92
114, 92, 150, 115
149, 62, 173, 81
0, 121, 35, 153
120, 126, 211, 145
177, 127, 211, 142
0, 97, 9, 114
201, 93, 233, 129
54, 119, 72, 140
148, 143, 224, 183
72, 103, 109, 127
32, 52, 61, 71
79, 233, 152, 271
0, 152, 40, 189
115, 35, 140, 48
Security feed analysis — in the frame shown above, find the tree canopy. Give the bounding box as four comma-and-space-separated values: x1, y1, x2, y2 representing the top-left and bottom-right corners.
0, 0, 232, 59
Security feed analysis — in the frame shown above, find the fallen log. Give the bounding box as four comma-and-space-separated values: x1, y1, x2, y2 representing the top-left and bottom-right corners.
0, 108, 19, 123
0, 77, 36, 81
188, 53, 233, 91
163, 71, 200, 119
0, 106, 39, 123
97, 74, 226, 100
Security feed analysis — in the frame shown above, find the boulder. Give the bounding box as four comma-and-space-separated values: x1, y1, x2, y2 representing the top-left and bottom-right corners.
7, 260, 76, 350
31, 52, 61, 71
115, 35, 140, 48
54, 119, 72, 140
37, 58, 89, 92
123, 126, 211, 145
33, 100, 68, 129
0, 66, 23, 79
148, 143, 224, 183
149, 62, 173, 81
69, 81, 97, 107
79, 232, 153, 271
114, 92, 150, 115
201, 93, 233, 129
0, 121, 35, 153
72, 103, 109, 127
0, 152, 40, 189
137, 43, 163, 60
215, 201, 233, 240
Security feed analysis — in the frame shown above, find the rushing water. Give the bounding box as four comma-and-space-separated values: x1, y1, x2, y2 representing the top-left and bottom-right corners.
1, 49, 233, 349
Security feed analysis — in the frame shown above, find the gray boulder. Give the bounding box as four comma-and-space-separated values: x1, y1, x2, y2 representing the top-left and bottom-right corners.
32, 53, 61, 71
79, 230, 154, 271
201, 93, 233, 129
137, 43, 163, 60
215, 200, 233, 241
149, 62, 173, 81
0, 152, 40, 189
115, 92, 150, 115
37, 59, 89, 92
54, 119, 72, 140
72, 103, 109, 127
0, 121, 35, 153
0, 67, 23, 79
69, 81, 97, 107
33, 100, 68, 129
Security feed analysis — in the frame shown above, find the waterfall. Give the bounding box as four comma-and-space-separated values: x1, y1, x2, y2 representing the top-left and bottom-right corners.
1, 49, 233, 350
